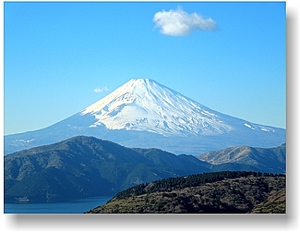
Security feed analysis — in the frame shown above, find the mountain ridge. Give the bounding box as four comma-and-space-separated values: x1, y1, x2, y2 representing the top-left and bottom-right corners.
4, 136, 211, 203
86, 171, 286, 214
197, 143, 286, 173
4, 136, 286, 203
81, 78, 235, 136
4, 78, 285, 155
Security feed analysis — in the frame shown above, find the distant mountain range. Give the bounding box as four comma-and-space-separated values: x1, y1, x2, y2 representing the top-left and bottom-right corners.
4, 136, 286, 203
4, 78, 285, 155
197, 143, 286, 174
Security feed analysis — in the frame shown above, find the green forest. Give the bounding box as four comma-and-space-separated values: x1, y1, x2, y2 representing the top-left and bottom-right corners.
87, 171, 286, 214
112, 171, 284, 201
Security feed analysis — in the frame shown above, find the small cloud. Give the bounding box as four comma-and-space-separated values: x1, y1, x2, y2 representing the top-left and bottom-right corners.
153, 6, 217, 36
94, 86, 108, 93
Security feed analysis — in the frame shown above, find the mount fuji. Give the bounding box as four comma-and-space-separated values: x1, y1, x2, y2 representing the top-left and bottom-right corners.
4, 78, 285, 155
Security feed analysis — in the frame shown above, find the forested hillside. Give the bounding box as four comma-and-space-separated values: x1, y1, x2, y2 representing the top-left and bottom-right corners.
4, 136, 210, 203
86, 171, 286, 214
5, 136, 286, 203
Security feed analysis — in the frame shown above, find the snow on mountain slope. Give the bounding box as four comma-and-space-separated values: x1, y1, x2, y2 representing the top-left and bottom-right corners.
81, 78, 233, 136
4, 78, 285, 155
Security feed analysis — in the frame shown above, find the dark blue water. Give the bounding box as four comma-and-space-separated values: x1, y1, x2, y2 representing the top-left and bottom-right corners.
4, 195, 113, 214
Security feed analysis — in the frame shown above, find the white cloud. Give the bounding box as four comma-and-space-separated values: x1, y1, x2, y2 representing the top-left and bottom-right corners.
94, 86, 108, 93
153, 7, 217, 36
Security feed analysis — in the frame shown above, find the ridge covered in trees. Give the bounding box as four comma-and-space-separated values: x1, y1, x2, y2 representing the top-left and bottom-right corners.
112, 171, 284, 201
87, 171, 285, 214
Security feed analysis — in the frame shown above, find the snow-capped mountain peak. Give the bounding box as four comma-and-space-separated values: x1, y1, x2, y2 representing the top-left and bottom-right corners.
81, 78, 233, 136
4, 78, 285, 155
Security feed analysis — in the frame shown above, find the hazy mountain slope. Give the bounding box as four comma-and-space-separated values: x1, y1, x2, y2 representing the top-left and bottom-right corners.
4, 136, 211, 203
4, 78, 285, 155
86, 171, 286, 214
197, 143, 286, 173
132, 148, 211, 171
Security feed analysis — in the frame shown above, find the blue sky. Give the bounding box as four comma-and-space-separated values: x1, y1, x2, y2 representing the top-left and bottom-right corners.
4, 1, 286, 135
